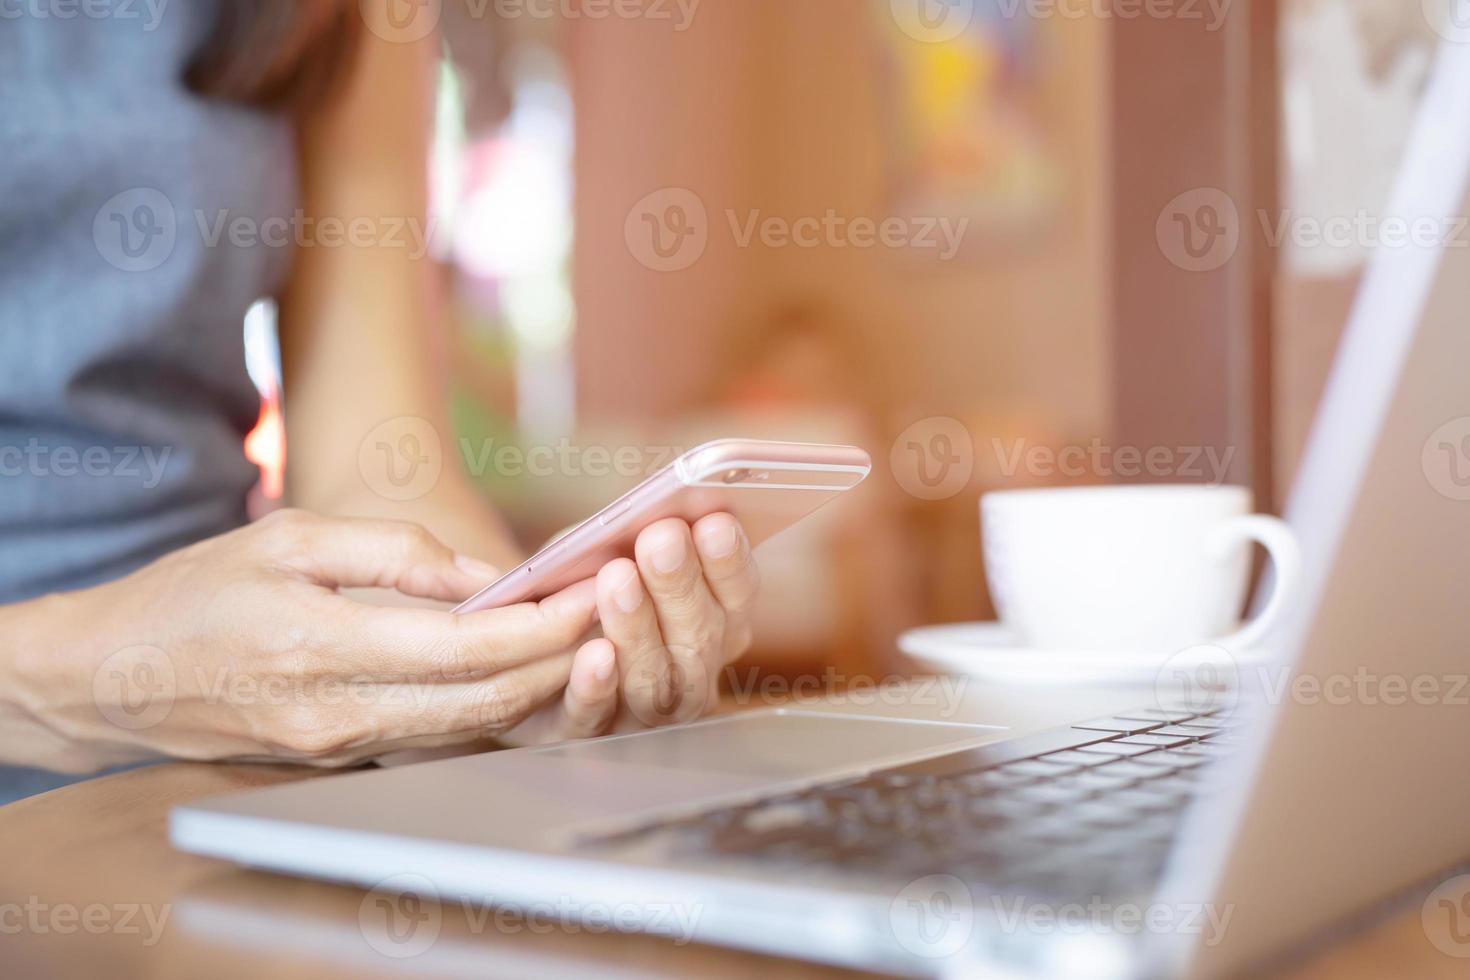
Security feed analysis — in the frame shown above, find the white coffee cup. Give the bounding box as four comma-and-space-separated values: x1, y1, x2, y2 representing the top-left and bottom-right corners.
981, 484, 1301, 654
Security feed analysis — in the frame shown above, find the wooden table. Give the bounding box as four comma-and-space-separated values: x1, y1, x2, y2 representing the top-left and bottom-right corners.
0, 688, 1460, 979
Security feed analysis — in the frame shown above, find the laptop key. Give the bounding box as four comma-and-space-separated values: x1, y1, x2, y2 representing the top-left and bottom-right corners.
1118, 708, 1199, 723
1114, 733, 1195, 748
1075, 741, 1162, 758
1002, 759, 1082, 777
1087, 758, 1172, 779
1036, 749, 1118, 768
1133, 749, 1210, 769
1149, 724, 1215, 739
1072, 717, 1166, 735
1012, 783, 1097, 806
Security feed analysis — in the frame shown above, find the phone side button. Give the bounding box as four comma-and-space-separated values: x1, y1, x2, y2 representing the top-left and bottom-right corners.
598, 501, 632, 526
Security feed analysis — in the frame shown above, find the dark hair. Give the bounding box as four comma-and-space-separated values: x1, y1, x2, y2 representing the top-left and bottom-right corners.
186, 0, 362, 111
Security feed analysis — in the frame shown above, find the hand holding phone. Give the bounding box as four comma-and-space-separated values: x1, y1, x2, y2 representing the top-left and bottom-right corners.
454, 439, 871, 614
470, 439, 869, 732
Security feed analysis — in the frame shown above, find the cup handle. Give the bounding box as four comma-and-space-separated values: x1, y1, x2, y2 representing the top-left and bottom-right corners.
1206, 514, 1303, 652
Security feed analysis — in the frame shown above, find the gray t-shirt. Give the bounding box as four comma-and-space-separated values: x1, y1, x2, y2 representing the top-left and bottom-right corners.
1, 1, 297, 800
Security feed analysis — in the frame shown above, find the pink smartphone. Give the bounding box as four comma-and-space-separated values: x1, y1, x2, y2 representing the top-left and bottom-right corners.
453, 439, 872, 614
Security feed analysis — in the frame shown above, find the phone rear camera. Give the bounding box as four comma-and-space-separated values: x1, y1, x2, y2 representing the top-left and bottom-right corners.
722, 468, 752, 484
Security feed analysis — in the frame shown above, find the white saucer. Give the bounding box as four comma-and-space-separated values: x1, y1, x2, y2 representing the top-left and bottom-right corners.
897, 622, 1268, 686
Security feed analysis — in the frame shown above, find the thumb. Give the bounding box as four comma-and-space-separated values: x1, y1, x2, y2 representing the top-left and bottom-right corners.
275, 512, 499, 602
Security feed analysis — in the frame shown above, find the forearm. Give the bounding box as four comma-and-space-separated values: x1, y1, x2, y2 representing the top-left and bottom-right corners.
0, 590, 148, 774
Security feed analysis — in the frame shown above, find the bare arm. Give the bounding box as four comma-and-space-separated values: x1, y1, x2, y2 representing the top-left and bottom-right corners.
277, 27, 519, 567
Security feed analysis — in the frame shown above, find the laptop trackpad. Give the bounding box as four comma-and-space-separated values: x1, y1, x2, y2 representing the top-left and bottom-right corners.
532, 710, 996, 778
497, 710, 999, 837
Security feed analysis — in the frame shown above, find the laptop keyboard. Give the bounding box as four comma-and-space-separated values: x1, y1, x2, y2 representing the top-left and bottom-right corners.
583, 706, 1243, 901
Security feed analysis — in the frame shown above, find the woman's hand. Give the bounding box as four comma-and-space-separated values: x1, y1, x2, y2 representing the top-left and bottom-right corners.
496, 512, 761, 745
1, 510, 606, 773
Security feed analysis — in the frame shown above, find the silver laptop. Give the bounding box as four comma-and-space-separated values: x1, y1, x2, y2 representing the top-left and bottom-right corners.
170, 42, 1470, 979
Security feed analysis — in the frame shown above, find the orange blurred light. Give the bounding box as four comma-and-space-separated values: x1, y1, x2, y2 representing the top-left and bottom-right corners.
244, 394, 286, 500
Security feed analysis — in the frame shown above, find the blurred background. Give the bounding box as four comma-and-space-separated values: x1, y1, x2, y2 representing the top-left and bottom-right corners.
244, 0, 1446, 681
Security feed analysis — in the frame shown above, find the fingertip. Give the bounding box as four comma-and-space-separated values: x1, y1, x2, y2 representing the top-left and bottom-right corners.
597, 557, 638, 591
545, 577, 599, 620
582, 638, 617, 684
634, 518, 691, 566
597, 558, 643, 614
693, 512, 741, 560
453, 554, 500, 580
